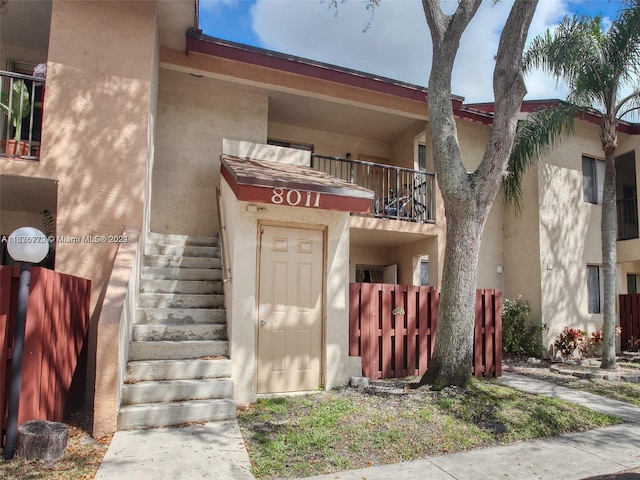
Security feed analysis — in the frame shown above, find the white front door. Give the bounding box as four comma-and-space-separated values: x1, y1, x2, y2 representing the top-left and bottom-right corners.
257, 225, 324, 393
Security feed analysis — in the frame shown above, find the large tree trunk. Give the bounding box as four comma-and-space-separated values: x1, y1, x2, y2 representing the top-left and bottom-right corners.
421, 201, 486, 388
600, 116, 618, 370
419, 0, 538, 388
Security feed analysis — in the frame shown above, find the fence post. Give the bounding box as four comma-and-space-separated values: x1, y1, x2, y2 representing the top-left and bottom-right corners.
406, 286, 418, 376
349, 284, 360, 357
393, 285, 406, 378
474, 290, 483, 377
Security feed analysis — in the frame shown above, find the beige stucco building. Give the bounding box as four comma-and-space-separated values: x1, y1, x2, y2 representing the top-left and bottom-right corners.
1, 0, 638, 437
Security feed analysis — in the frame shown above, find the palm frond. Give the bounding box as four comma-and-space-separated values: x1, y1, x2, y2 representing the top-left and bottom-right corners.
504, 103, 580, 212
616, 89, 640, 120
604, 1, 640, 84
524, 15, 601, 85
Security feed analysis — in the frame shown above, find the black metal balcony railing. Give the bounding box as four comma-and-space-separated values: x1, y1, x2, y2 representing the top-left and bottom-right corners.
617, 196, 639, 240
311, 154, 435, 223
0, 70, 43, 160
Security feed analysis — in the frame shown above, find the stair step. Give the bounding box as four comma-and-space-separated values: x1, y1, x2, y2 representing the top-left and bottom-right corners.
129, 340, 229, 361
145, 244, 220, 258
136, 308, 226, 325
139, 279, 224, 294
143, 255, 221, 269
118, 398, 236, 430
147, 232, 219, 247
132, 323, 227, 341
142, 267, 222, 281
138, 293, 224, 309
122, 378, 233, 405
127, 359, 232, 382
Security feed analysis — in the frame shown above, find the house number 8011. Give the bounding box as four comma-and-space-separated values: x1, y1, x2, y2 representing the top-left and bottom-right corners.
271, 188, 321, 208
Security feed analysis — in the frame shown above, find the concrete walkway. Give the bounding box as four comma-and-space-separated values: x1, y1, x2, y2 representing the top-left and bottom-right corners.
498, 372, 640, 424
298, 424, 640, 480
95, 373, 640, 480
94, 420, 254, 480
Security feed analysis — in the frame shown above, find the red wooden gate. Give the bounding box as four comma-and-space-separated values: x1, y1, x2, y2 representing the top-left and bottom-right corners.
0, 266, 90, 446
620, 293, 640, 351
349, 284, 502, 380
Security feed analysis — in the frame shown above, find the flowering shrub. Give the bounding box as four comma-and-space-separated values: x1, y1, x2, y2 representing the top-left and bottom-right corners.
589, 325, 622, 349
555, 327, 587, 356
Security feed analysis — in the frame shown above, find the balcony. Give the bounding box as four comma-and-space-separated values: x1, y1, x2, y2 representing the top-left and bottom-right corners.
311, 154, 435, 223
0, 70, 44, 161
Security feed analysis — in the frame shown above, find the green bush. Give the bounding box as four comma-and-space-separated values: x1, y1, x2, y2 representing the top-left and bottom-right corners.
502, 296, 544, 356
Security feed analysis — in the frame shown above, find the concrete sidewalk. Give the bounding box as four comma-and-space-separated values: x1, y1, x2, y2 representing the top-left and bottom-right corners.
297, 423, 640, 480
498, 372, 640, 424
94, 373, 640, 480
94, 420, 254, 480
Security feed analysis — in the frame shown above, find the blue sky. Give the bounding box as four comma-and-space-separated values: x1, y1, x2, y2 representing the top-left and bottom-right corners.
199, 0, 626, 103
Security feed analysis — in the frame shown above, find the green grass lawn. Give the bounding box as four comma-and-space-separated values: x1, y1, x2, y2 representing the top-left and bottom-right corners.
238, 379, 621, 479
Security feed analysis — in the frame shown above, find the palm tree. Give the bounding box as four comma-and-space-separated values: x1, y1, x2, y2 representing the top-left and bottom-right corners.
506, 2, 640, 370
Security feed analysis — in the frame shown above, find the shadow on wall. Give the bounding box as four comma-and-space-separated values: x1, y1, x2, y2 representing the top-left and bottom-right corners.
41, 62, 150, 407
538, 163, 599, 354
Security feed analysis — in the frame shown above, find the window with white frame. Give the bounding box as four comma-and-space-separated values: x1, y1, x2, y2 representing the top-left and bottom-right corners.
582, 155, 605, 204
587, 265, 603, 313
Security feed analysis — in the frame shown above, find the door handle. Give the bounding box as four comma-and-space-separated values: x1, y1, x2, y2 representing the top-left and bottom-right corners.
260, 319, 266, 326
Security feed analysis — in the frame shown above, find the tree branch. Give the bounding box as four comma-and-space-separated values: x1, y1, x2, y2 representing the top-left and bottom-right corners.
422, 0, 482, 205
475, 0, 538, 205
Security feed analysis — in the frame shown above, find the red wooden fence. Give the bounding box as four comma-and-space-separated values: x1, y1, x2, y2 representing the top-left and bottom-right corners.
0, 266, 90, 447
620, 293, 640, 351
349, 284, 502, 380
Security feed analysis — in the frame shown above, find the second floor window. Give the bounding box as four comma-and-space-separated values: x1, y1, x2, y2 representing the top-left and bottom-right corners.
582, 155, 605, 204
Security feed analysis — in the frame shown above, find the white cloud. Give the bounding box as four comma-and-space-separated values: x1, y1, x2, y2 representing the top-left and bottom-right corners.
250, 0, 588, 103
251, 0, 430, 86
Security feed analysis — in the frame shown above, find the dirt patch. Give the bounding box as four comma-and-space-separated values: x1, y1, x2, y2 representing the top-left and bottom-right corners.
0, 404, 111, 480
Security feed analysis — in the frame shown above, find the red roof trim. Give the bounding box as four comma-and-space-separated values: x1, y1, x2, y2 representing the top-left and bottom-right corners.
184, 32, 636, 131
467, 99, 640, 134
186, 31, 432, 103
185, 31, 499, 125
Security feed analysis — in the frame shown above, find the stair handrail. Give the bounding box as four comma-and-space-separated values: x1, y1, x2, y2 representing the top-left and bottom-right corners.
215, 187, 231, 283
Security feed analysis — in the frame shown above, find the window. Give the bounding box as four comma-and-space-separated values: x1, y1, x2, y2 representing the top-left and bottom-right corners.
418, 144, 427, 172
420, 260, 429, 286
587, 265, 602, 313
356, 265, 383, 283
582, 155, 605, 204
628, 274, 640, 294
267, 138, 314, 152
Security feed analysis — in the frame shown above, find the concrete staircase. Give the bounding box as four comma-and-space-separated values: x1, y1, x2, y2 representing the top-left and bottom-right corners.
118, 232, 235, 430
